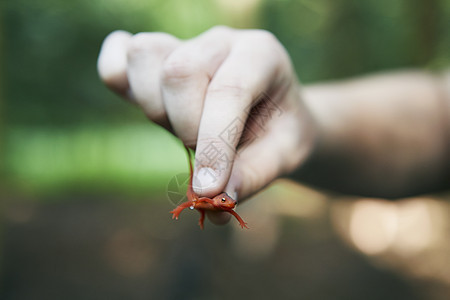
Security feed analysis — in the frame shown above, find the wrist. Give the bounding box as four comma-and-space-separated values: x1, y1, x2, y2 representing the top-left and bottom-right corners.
281, 83, 320, 177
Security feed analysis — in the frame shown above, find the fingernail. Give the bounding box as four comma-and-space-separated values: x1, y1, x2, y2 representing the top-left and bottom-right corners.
232, 191, 238, 202
193, 167, 218, 195
226, 190, 238, 202
225, 177, 239, 202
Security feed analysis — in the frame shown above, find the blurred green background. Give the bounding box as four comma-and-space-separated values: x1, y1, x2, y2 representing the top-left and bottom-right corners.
1, 0, 449, 299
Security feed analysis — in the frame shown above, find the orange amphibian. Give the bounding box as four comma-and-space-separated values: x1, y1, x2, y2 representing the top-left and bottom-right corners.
170, 146, 249, 229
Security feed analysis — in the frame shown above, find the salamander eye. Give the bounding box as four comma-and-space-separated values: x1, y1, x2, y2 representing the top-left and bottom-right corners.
221, 198, 226, 203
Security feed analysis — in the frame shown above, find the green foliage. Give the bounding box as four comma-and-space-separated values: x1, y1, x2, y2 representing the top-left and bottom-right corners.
4, 123, 186, 196
262, 0, 449, 81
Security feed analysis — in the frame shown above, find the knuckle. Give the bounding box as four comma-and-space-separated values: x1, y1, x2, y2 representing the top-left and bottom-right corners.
241, 29, 289, 68
240, 30, 283, 56
247, 29, 278, 45
127, 33, 154, 53
208, 80, 250, 100
208, 25, 233, 35
161, 57, 198, 83
105, 30, 131, 43
128, 32, 176, 56
98, 31, 130, 78
196, 137, 230, 164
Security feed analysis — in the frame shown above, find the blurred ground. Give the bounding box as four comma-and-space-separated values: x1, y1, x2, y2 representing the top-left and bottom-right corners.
1, 182, 449, 300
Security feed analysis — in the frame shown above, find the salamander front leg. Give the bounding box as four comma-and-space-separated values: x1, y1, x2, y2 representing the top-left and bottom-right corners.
170, 201, 193, 220
228, 210, 249, 229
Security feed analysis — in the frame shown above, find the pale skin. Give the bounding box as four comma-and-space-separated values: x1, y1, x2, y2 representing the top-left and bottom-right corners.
97, 26, 450, 225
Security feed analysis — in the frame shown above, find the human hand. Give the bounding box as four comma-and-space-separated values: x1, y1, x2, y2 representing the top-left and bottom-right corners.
97, 26, 317, 223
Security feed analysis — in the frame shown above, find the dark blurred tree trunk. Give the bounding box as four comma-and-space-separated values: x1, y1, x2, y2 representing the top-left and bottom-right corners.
323, 0, 370, 79
0, 0, 3, 284
409, 0, 439, 65
0, 1, 4, 175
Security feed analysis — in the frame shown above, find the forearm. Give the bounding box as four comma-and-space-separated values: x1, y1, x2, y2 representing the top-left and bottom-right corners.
293, 70, 450, 198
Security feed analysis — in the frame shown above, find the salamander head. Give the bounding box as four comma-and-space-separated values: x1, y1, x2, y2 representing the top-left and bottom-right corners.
213, 192, 236, 209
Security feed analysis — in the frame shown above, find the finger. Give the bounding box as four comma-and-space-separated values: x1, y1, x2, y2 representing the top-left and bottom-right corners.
127, 32, 180, 127
97, 30, 132, 98
193, 30, 289, 197
161, 26, 234, 147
